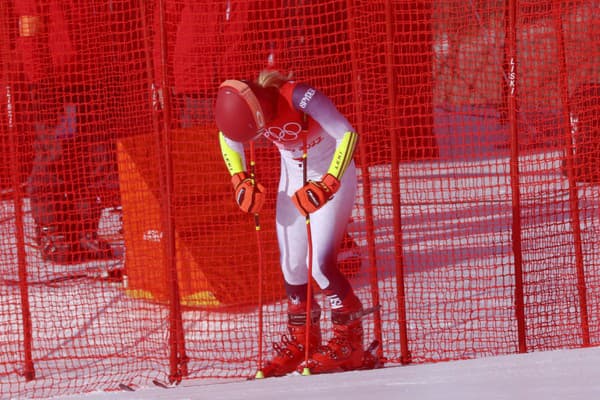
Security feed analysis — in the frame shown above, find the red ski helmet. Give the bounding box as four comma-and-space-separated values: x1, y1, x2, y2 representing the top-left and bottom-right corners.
215, 80, 266, 142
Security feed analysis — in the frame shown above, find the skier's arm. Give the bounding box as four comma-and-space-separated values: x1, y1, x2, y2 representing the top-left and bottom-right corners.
290, 83, 358, 182
219, 131, 246, 176
326, 130, 358, 181
288, 84, 358, 215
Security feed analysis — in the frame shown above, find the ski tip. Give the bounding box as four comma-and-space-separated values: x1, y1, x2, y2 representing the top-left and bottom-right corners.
117, 383, 135, 392
152, 379, 179, 389
255, 370, 265, 379
359, 340, 385, 370
366, 340, 380, 353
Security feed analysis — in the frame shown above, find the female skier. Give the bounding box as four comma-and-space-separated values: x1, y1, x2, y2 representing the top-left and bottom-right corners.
215, 70, 364, 376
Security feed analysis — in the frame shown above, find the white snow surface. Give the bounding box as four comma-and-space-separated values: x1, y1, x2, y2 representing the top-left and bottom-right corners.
59, 345, 600, 400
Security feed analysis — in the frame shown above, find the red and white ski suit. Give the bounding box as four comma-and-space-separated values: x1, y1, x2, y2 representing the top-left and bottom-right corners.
219, 81, 358, 307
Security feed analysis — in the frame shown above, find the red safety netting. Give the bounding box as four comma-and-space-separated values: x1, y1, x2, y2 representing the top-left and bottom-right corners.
0, 0, 599, 398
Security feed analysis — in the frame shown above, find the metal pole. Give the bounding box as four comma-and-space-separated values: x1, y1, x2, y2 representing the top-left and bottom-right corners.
2, 0, 35, 380
345, 0, 384, 361
157, 0, 187, 382
553, 0, 589, 346
505, 0, 527, 354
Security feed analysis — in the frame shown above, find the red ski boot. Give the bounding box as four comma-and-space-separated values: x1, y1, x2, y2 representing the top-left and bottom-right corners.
302, 295, 365, 374
260, 306, 321, 378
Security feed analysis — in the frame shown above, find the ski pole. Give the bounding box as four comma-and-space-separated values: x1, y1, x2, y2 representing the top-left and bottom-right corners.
249, 141, 265, 379
301, 133, 315, 376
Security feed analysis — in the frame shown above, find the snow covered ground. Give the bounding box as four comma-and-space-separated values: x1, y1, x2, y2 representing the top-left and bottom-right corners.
60, 345, 600, 400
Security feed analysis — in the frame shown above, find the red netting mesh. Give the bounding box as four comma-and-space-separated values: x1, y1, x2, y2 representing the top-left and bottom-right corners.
1, 0, 599, 397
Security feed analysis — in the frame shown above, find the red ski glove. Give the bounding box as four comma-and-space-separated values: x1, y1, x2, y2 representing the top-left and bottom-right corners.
292, 174, 341, 216
231, 172, 265, 213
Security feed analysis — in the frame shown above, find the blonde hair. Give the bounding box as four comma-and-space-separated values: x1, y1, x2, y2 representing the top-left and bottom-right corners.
256, 69, 293, 89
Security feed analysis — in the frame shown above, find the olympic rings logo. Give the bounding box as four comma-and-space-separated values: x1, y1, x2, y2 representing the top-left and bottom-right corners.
265, 122, 303, 142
